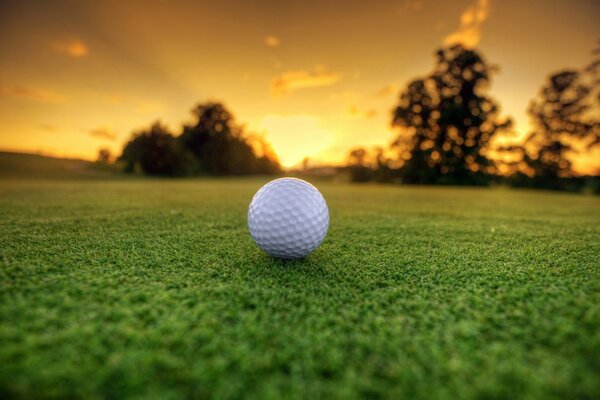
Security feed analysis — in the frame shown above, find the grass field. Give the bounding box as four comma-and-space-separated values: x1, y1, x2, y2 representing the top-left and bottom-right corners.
1, 178, 599, 399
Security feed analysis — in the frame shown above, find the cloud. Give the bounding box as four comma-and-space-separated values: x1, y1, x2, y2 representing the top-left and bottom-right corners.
329, 90, 361, 103
265, 36, 281, 48
376, 84, 398, 97
40, 124, 58, 132
364, 109, 378, 118
397, 0, 424, 14
52, 39, 89, 58
435, 21, 448, 32
271, 66, 341, 95
444, 0, 490, 49
106, 95, 123, 105
135, 100, 164, 114
89, 127, 117, 141
349, 106, 378, 119
0, 86, 65, 103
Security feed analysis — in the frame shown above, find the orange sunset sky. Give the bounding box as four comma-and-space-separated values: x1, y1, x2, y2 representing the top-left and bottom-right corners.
1, 0, 599, 170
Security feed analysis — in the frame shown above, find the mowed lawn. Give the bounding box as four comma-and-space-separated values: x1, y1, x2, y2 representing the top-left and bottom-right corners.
1, 178, 599, 399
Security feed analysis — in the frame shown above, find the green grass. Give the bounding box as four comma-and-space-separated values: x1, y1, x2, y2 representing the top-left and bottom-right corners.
1, 178, 599, 399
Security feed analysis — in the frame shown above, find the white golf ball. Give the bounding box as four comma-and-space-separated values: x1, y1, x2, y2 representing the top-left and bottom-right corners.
248, 178, 329, 259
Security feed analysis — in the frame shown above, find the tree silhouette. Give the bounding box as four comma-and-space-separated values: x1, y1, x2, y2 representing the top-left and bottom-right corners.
179, 102, 279, 175
518, 51, 600, 185
345, 146, 395, 183
346, 147, 371, 182
391, 45, 512, 184
120, 122, 197, 176
97, 148, 112, 164
119, 102, 280, 177
371, 146, 394, 183
245, 134, 281, 175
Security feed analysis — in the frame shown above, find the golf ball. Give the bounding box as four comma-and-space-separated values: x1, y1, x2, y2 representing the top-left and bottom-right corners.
248, 178, 329, 259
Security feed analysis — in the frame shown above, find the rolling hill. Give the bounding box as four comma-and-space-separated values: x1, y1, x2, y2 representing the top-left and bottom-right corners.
0, 151, 115, 179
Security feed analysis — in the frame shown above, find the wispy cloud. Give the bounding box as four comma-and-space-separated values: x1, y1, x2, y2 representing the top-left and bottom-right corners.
271, 66, 341, 95
444, 0, 490, 49
89, 127, 117, 141
396, 0, 424, 14
106, 95, 123, 105
329, 90, 361, 103
135, 100, 164, 114
349, 106, 378, 119
376, 84, 398, 97
265, 35, 281, 48
40, 124, 58, 132
52, 39, 89, 58
364, 109, 378, 118
0, 86, 65, 103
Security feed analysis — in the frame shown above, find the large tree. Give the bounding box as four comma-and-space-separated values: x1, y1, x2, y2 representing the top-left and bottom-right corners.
179, 102, 280, 175
391, 45, 512, 184
346, 147, 371, 182
120, 122, 197, 176
522, 59, 599, 182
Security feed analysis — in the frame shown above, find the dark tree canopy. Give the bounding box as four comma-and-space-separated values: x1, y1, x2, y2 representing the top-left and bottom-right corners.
521, 65, 600, 180
97, 148, 112, 164
119, 102, 280, 177
120, 122, 197, 176
391, 45, 512, 184
346, 147, 371, 182
179, 103, 280, 175
496, 45, 600, 189
346, 146, 394, 183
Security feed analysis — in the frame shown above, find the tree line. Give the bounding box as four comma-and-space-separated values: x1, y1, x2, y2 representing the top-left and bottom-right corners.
118, 103, 280, 176
347, 44, 600, 191
115, 43, 599, 191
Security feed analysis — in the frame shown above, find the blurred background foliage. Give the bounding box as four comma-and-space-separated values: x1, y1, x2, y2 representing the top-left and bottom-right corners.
119, 103, 280, 177
101, 43, 600, 192
343, 44, 600, 192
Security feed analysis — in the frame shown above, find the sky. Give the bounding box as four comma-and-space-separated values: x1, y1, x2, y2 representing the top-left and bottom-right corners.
1, 0, 599, 171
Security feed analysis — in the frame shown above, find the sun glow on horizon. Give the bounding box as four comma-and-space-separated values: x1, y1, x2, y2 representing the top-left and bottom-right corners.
255, 115, 335, 168
0, 0, 599, 174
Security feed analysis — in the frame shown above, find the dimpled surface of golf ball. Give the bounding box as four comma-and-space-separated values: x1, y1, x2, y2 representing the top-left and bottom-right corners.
248, 178, 329, 259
